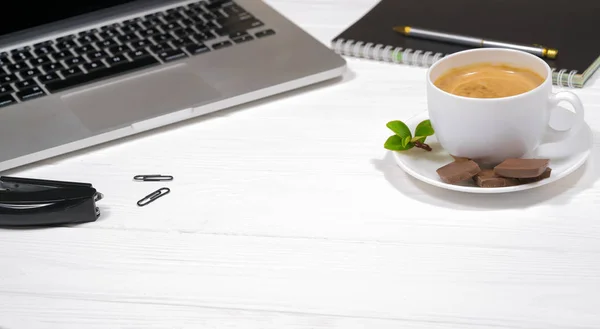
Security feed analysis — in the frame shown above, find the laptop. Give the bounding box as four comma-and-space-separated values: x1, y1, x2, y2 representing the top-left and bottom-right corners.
0, 0, 346, 172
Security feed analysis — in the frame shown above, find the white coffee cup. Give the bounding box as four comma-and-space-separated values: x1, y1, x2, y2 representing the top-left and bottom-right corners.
426, 48, 585, 164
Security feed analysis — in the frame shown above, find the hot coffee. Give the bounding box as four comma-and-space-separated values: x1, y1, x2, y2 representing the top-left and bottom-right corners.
433, 63, 545, 98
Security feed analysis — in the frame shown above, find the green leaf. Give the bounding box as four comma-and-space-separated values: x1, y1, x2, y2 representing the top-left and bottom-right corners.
411, 136, 426, 143
415, 120, 434, 138
384, 135, 414, 151
402, 136, 411, 147
386, 120, 412, 139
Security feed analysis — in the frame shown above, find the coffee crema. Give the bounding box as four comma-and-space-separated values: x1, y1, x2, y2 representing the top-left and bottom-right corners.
433, 63, 545, 98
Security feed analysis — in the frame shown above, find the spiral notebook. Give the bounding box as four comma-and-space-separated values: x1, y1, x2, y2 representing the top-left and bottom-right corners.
331, 0, 600, 88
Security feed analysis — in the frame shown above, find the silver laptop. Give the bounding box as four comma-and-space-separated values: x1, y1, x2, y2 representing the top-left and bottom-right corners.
0, 0, 346, 172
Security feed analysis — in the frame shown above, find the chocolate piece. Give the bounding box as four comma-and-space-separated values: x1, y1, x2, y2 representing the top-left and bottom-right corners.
473, 169, 519, 188
517, 167, 552, 183
494, 158, 550, 178
436, 160, 481, 184
451, 155, 470, 162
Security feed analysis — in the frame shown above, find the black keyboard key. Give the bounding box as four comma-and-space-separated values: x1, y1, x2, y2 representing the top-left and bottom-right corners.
77, 34, 99, 45
99, 29, 120, 39
227, 12, 256, 26
205, 0, 230, 9
174, 28, 197, 38
163, 12, 184, 23
180, 18, 195, 27
202, 12, 217, 21
108, 45, 130, 55
188, 14, 205, 23
152, 33, 174, 43
52, 50, 74, 61
39, 72, 61, 84
187, 2, 202, 9
185, 43, 210, 55
88, 50, 109, 60
183, 8, 200, 18
0, 57, 9, 66
46, 56, 159, 93
16, 79, 37, 89
78, 28, 98, 36
223, 3, 247, 16
255, 29, 275, 38
144, 12, 160, 20
34, 45, 55, 56
158, 22, 181, 32
107, 54, 128, 66
11, 46, 31, 54
0, 84, 14, 95
7, 62, 30, 73
144, 18, 164, 27
34, 40, 54, 48
194, 21, 218, 32
233, 35, 254, 43
0, 74, 16, 84
20, 67, 41, 78
16, 85, 45, 102
83, 60, 106, 72
97, 38, 118, 48
140, 28, 161, 38
74, 45, 96, 55
172, 37, 195, 48
130, 48, 150, 59
56, 34, 75, 42
101, 23, 121, 31
64, 57, 85, 68
123, 18, 143, 26
30, 55, 52, 66
121, 23, 143, 33
12, 51, 34, 62
42, 62, 66, 73
157, 49, 188, 62
131, 40, 151, 49
211, 40, 232, 49
214, 19, 263, 36
61, 66, 83, 78
56, 40, 77, 49
117, 34, 139, 43
150, 43, 172, 53
229, 31, 248, 39
0, 94, 16, 108
192, 32, 215, 42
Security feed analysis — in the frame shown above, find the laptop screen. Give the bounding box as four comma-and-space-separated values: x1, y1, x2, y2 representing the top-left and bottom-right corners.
0, 1, 138, 37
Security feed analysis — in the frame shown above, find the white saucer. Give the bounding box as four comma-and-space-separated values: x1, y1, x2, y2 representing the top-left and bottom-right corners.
391, 111, 593, 193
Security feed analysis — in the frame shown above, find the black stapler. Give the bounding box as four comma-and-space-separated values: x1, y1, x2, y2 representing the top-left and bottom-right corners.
0, 176, 103, 227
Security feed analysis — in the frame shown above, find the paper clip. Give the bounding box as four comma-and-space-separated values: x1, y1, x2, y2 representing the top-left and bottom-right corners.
137, 187, 170, 207
133, 175, 174, 182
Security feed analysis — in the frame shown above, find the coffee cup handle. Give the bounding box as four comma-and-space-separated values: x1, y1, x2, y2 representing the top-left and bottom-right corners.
544, 91, 585, 143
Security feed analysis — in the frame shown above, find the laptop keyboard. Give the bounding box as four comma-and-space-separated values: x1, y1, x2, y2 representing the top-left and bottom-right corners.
0, 0, 275, 108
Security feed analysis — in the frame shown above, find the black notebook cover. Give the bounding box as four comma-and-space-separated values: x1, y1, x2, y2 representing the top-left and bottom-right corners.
332, 0, 600, 87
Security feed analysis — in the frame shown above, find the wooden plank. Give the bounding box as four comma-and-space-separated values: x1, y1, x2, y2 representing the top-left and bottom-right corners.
1, 229, 599, 328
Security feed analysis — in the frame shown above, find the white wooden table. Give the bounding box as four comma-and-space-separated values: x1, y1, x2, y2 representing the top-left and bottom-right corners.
2, 1, 600, 328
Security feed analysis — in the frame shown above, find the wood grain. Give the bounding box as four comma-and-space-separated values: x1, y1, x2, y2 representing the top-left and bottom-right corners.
1, 0, 600, 328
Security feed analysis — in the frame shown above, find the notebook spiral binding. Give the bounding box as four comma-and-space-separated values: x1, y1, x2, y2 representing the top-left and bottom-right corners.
332, 38, 579, 88
552, 68, 579, 88
332, 38, 445, 67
